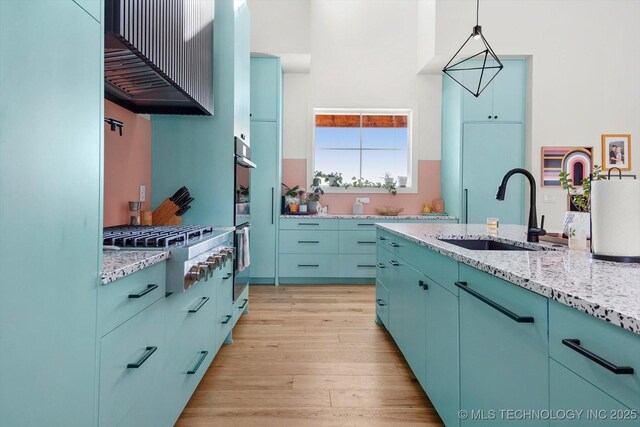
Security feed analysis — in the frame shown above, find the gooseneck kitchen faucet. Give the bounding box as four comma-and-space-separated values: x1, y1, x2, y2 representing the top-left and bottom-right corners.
496, 168, 546, 242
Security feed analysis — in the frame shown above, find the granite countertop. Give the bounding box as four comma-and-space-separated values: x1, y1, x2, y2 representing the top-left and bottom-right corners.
377, 222, 640, 335
280, 214, 458, 220
102, 250, 170, 285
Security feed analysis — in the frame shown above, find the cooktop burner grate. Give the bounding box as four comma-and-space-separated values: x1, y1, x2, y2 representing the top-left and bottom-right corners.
103, 226, 214, 248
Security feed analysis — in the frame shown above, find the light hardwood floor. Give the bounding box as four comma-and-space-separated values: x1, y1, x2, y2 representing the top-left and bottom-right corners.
176, 285, 445, 427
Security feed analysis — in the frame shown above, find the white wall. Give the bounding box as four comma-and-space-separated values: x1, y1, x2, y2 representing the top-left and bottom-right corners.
432, 0, 640, 229
249, 0, 640, 230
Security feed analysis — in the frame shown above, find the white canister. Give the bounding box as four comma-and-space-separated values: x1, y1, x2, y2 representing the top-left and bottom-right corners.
591, 177, 640, 257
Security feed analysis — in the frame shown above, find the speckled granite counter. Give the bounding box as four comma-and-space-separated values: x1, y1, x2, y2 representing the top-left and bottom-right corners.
281, 214, 457, 220
102, 250, 170, 285
378, 222, 640, 334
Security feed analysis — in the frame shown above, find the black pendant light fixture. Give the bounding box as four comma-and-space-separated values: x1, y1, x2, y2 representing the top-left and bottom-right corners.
442, 0, 503, 97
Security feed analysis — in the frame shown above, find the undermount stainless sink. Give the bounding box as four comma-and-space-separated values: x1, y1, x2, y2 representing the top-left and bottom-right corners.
438, 239, 534, 251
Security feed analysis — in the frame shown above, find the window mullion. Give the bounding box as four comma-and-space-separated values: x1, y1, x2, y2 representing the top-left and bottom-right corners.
359, 113, 363, 179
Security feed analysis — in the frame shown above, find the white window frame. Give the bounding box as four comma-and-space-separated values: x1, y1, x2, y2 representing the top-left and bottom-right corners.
308, 108, 418, 194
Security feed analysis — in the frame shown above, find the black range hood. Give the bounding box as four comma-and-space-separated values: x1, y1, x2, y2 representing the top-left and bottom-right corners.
105, 0, 214, 115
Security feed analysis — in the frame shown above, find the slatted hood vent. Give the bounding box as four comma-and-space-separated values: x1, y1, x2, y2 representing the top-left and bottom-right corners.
105, 0, 214, 115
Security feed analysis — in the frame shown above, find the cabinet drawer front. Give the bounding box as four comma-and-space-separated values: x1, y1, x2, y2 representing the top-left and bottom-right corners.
215, 266, 234, 352
400, 241, 458, 294
339, 254, 377, 278
278, 254, 339, 278
280, 218, 339, 230
99, 262, 167, 337
339, 219, 394, 231
375, 280, 389, 328
99, 300, 164, 427
549, 301, 640, 409
339, 230, 378, 254
279, 230, 338, 254
232, 284, 250, 328
550, 359, 631, 426
376, 229, 402, 256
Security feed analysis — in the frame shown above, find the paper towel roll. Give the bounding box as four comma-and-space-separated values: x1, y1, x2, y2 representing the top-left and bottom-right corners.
591, 179, 640, 256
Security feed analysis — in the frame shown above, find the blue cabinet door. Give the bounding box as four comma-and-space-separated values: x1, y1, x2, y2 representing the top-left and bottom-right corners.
250, 121, 278, 280
250, 56, 280, 121
549, 359, 631, 427
234, 1, 250, 141
462, 123, 524, 224
0, 2, 102, 426
458, 265, 549, 426
425, 279, 460, 427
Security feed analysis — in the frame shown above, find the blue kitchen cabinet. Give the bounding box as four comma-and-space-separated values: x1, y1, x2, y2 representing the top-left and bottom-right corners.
442, 58, 526, 225
549, 359, 631, 427
249, 56, 282, 284
0, 2, 103, 426
234, 1, 250, 141
462, 59, 525, 123
152, 0, 248, 226
458, 264, 549, 426
462, 123, 524, 224
250, 56, 281, 121
425, 277, 460, 427
215, 263, 235, 351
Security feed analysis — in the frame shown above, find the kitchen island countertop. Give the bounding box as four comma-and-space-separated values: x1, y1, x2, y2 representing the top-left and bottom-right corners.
378, 222, 640, 335
102, 250, 170, 285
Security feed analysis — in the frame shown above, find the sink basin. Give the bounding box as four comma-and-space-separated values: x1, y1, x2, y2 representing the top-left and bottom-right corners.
438, 239, 533, 251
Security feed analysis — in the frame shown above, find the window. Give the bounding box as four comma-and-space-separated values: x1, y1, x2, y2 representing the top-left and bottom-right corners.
313, 110, 412, 190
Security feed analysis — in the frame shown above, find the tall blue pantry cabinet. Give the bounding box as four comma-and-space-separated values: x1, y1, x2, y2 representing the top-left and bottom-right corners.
0, 1, 104, 426
249, 56, 283, 284
441, 59, 526, 225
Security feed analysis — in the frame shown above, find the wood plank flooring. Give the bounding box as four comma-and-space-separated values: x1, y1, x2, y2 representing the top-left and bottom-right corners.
176, 285, 445, 427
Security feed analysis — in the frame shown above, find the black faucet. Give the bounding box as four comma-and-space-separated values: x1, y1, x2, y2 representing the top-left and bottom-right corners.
496, 168, 546, 242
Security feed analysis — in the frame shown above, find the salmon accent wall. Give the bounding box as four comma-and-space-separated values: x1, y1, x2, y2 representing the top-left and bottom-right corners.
103, 100, 152, 226
282, 159, 442, 215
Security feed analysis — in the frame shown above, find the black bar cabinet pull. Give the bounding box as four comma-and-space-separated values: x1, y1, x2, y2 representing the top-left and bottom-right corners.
377, 236, 387, 241
223, 273, 232, 279
376, 298, 386, 306
222, 315, 232, 324
389, 260, 400, 266
188, 297, 210, 313
187, 351, 209, 374
562, 339, 634, 375
419, 280, 428, 290
238, 299, 248, 309
377, 262, 386, 269
454, 282, 534, 323
357, 223, 374, 226
298, 264, 319, 268
127, 346, 157, 368
388, 242, 400, 248
128, 284, 158, 299
299, 222, 320, 226
357, 264, 376, 268
298, 240, 320, 244
464, 189, 469, 224
271, 187, 274, 225
357, 241, 376, 244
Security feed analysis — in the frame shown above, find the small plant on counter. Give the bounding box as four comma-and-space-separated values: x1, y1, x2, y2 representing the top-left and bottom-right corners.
382, 172, 395, 185
558, 165, 602, 212
282, 183, 300, 198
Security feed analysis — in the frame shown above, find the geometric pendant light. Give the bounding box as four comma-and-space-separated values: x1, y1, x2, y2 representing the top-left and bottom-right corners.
442, 0, 503, 97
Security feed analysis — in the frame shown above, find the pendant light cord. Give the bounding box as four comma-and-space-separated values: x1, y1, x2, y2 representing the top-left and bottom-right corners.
476, 0, 480, 26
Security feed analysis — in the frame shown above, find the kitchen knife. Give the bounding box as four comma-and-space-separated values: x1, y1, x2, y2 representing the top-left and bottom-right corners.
176, 205, 191, 216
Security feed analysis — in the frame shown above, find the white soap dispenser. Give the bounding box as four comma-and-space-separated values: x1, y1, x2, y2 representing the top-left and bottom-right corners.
353, 198, 364, 215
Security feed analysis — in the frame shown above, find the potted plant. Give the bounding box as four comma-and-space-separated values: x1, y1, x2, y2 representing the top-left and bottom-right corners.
382, 172, 395, 186
236, 185, 249, 202
558, 165, 602, 237
325, 172, 343, 187
282, 183, 300, 213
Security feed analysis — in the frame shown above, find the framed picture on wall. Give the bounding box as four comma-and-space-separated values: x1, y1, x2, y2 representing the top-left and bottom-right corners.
602, 134, 632, 171
540, 146, 593, 187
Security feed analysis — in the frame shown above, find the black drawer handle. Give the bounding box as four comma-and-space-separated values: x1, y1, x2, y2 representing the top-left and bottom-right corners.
562, 339, 634, 375
357, 223, 375, 226
389, 260, 400, 266
299, 222, 320, 226
128, 284, 158, 299
127, 346, 157, 369
298, 264, 319, 268
223, 273, 232, 279
222, 314, 232, 324
188, 297, 210, 313
419, 280, 428, 290
187, 351, 209, 374
298, 240, 320, 244
238, 298, 248, 309
357, 241, 376, 244
357, 264, 376, 268
455, 281, 534, 323
377, 262, 386, 269
388, 242, 400, 248
377, 236, 387, 241
376, 298, 386, 307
